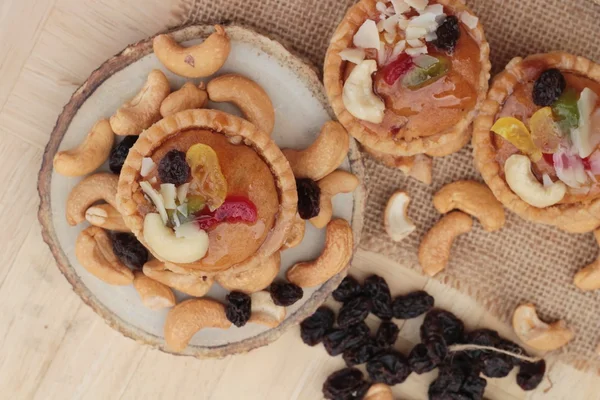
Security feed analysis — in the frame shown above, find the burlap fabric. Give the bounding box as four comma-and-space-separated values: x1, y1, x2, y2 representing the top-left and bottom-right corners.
182, 0, 600, 369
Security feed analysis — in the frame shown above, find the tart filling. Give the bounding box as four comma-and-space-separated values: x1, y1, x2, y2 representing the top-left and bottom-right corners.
324, 0, 490, 156
117, 109, 297, 271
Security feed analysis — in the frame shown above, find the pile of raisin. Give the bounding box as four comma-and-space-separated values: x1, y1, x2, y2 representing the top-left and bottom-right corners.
433, 15, 461, 52
111, 233, 148, 269
269, 282, 303, 306
533, 68, 566, 106
225, 291, 251, 327
158, 150, 190, 185
299, 274, 546, 399
109, 135, 138, 174
296, 178, 321, 219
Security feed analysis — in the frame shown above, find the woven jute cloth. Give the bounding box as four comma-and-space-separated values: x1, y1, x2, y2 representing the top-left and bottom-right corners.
182, 0, 600, 369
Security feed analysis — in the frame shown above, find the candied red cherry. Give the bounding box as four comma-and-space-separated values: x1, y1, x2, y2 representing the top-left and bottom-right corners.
269, 282, 303, 306
158, 149, 190, 185
111, 232, 148, 269
225, 291, 251, 327
296, 178, 321, 219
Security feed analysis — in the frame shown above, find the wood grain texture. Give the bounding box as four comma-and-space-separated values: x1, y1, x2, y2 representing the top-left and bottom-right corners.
0, 0, 599, 399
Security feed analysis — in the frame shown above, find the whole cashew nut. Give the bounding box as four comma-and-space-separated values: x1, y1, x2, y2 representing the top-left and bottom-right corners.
160, 82, 208, 117
85, 204, 130, 232
287, 219, 354, 287
164, 298, 231, 352
110, 69, 171, 135
364, 383, 394, 400
512, 303, 574, 351
281, 214, 306, 250
418, 211, 473, 277
433, 180, 506, 232
75, 226, 134, 285
215, 252, 280, 294
282, 121, 350, 181
505, 154, 566, 208
574, 229, 600, 291
384, 191, 416, 242
207, 74, 275, 136
143, 259, 214, 297
248, 291, 286, 328
342, 59, 385, 124
153, 25, 231, 78
133, 271, 176, 310
66, 173, 119, 226
53, 119, 114, 177
309, 170, 360, 229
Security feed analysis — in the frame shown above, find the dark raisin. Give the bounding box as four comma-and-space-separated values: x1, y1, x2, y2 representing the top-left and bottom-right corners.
432, 354, 478, 393
333, 276, 363, 303
269, 282, 303, 306
533, 69, 566, 106
517, 360, 546, 391
225, 291, 251, 327
158, 150, 190, 185
425, 334, 448, 365
324, 322, 370, 356
366, 350, 411, 385
374, 321, 399, 347
363, 275, 393, 320
460, 374, 487, 400
498, 339, 528, 366
421, 309, 465, 345
322, 368, 371, 400
392, 290, 435, 319
109, 135, 138, 174
343, 338, 383, 367
481, 354, 513, 378
111, 233, 148, 269
300, 306, 335, 346
464, 328, 500, 360
338, 296, 372, 328
408, 343, 437, 374
433, 16, 461, 52
296, 178, 321, 219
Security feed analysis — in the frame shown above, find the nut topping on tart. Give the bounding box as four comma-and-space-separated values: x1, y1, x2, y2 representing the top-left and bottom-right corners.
325, 0, 490, 157
473, 52, 600, 232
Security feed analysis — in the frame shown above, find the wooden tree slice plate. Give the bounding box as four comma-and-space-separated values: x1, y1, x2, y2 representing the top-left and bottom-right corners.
37, 25, 365, 358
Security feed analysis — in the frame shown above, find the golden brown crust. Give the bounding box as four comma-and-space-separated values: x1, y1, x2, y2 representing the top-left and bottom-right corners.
472, 52, 600, 233
116, 109, 298, 270
324, 0, 490, 157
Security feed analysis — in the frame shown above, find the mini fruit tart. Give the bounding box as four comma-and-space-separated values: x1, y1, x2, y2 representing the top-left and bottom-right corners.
473, 52, 600, 233
117, 109, 297, 271
324, 0, 490, 157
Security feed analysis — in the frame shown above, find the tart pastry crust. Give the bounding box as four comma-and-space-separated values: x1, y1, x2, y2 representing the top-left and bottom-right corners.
117, 109, 298, 270
472, 52, 600, 232
324, 0, 491, 157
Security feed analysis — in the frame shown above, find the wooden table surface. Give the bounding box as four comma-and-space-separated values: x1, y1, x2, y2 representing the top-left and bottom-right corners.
1, 0, 599, 398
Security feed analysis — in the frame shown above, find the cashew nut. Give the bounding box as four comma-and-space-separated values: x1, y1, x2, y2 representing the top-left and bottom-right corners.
364, 383, 393, 400
160, 82, 208, 117
364, 147, 433, 185
248, 291, 286, 328
144, 214, 209, 264
66, 173, 119, 226
133, 271, 176, 310
573, 229, 600, 291
505, 154, 566, 208
110, 69, 170, 135
384, 191, 416, 242
53, 119, 114, 177
281, 214, 306, 250
342, 59, 385, 124
143, 259, 214, 297
164, 298, 231, 352
287, 219, 354, 287
207, 74, 275, 136
418, 211, 473, 277
433, 180, 506, 232
85, 204, 130, 232
512, 303, 574, 351
75, 226, 134, 285
282, 121, 350, 181
215, 252, 280, 294
309, 170, 359, 229
153, 25, 230, 78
